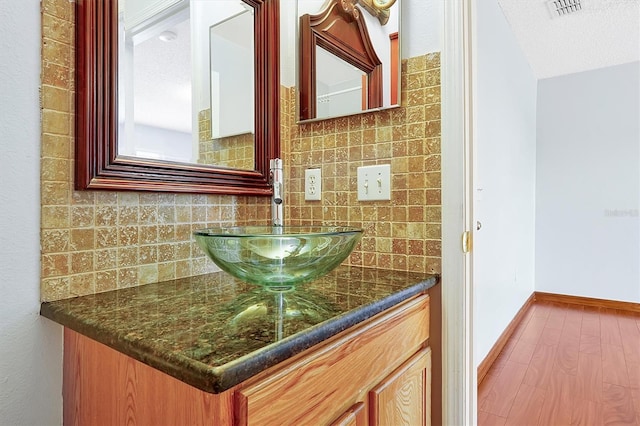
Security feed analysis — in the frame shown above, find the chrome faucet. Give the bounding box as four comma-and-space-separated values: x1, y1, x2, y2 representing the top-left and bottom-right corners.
270, 158, 284, 227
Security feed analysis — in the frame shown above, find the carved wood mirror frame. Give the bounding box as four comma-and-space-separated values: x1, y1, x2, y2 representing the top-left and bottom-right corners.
299, 0, 382, 121
75, 0, 280, 195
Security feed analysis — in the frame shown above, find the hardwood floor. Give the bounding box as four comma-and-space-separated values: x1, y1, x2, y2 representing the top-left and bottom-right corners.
478, 301, 640, 425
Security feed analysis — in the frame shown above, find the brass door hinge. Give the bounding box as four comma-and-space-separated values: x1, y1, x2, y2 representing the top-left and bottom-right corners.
462, 231, 473, 253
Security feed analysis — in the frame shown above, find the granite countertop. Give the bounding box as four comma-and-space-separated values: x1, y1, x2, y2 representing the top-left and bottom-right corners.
41, 265, 438, 394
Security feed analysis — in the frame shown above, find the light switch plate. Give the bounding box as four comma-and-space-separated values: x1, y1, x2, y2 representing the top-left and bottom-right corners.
357, 164, 391, 201
305, 168, 321, 200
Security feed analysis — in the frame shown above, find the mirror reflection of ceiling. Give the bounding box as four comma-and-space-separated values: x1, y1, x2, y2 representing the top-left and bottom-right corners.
134, 17, 192, 134
120, 0, 255, 166
128, 1, 249, 133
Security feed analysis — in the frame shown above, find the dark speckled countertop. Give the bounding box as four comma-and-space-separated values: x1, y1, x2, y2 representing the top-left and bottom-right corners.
41, 265, 438, 394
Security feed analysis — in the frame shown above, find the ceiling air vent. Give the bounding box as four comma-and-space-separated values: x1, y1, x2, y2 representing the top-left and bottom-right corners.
546, 0, 583, 18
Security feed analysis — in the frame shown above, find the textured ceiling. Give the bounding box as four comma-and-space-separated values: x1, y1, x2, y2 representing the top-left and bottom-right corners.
134, 18, 192, 133
497, 0, 640, 79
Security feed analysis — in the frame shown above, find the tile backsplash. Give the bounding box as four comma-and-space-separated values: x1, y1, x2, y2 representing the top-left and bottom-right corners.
40, 0, 440, 301
40, 0, 270, 301
283, 54, 442, 275
197, 109, 254, 170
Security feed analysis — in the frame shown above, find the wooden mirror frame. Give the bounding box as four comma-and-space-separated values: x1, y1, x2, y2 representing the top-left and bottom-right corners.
75, 0, 280, 195
299, 0, 382, 121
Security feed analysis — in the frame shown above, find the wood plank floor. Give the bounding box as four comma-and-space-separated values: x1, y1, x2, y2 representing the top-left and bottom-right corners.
478, 301, 640, 425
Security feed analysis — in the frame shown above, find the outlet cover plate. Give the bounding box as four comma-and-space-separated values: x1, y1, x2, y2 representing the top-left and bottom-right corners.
305, 168, 321, 200
357, 164, 391, 201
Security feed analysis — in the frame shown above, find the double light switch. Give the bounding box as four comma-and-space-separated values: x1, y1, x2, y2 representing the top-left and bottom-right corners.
357, 164, 391, 201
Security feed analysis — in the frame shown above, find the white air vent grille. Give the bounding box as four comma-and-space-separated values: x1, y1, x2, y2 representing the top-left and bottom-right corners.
546, 0, 583, 18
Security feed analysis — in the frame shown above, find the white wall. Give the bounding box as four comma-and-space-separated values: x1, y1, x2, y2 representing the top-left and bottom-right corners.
210, 16, 255, 138
536, 62, 640, 303
192, 1, 247, 112
0, 0, 63, 424
133, 125, 193, 162
400, 0, 440, 60
474, 0, 538, 365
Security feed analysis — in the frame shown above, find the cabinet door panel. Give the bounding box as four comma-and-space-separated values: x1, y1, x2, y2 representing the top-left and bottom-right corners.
369, 348, 432, 426
331, 402, 366, 426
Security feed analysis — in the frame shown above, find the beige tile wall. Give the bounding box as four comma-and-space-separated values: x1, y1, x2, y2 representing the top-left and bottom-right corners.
283, 54, 442, 275
197, 109, 254, 169
40, 0, 270, 301
40, 0, 441, 301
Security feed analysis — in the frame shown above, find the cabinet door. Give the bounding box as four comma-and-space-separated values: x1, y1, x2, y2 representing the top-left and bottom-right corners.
330, 402, 367, 426
369, 348, 431, 426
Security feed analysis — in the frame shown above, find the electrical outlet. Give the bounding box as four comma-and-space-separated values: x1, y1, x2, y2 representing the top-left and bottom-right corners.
305, 168, 321, 201
357, 164, 391, 201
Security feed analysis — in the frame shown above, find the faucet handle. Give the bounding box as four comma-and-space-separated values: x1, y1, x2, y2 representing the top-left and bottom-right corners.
273, 182, 283, 204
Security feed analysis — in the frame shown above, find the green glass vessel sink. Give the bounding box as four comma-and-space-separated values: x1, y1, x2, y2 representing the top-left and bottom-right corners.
194, 226, 362, 289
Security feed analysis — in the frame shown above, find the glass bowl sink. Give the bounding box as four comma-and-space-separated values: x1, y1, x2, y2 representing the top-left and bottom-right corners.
194, 226, 362, 289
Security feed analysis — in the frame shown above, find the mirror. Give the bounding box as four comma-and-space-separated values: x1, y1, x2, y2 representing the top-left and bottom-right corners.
297, 0, 400, 122
210, 10, 255, 140
315, 46, 367, 118
75, 0, 280, 195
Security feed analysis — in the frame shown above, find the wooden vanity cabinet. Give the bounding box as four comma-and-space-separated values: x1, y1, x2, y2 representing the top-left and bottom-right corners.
236, 294, 431, 425
369, 348, 431, 426
63, 294, 434, 426
331, 402, 366, 426
328, 349, 431, 426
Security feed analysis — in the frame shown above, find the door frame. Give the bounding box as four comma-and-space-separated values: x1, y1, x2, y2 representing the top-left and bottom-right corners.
441, 0, 477, 424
